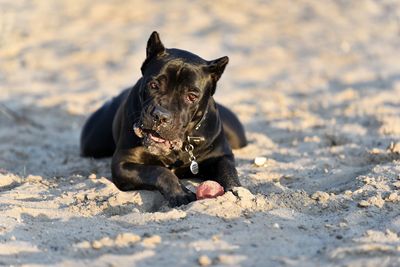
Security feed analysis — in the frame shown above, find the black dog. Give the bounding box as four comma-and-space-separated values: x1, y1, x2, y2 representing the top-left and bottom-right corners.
80, 32, 247, 207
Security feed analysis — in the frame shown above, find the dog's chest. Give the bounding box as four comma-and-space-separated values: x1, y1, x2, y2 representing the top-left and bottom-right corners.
158, 150, 190, 170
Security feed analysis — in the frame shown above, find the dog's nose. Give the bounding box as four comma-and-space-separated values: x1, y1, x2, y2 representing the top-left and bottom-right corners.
152, 106, 172, 124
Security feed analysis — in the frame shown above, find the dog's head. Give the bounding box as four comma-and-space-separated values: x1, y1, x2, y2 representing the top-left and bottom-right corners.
133, 31, 228, 155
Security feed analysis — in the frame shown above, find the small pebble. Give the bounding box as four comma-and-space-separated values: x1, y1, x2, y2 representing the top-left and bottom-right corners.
198, 255, 212, 266
273, 223, 280, 229
115, 233, 141, 246
370, 148, 381, 154
344, 190, 352, 196
358, 200, 370, 207
142, 235, 161, 247
311, 191, 330, 202
217, 254, 246, 265
76, 241, 91, 249
369, 195, 385, 208
254, 157, 267, 166
387, 192, 398, 202
91, 240, 103, 250
88, 173, 96, 179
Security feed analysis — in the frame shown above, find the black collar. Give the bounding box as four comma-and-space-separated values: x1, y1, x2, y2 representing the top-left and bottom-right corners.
186, 108, 208, 145
194, 108, 208, 131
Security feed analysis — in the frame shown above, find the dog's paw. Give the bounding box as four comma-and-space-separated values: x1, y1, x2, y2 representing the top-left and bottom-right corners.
224, 181, 242, 192
167, 186, 196, 207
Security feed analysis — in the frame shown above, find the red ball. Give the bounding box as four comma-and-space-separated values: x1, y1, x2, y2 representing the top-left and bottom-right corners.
196, 181, 225, 200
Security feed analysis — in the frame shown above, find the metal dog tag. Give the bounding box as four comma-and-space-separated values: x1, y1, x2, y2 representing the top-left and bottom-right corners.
190, 160, 199, 175
185, 143, 199, 175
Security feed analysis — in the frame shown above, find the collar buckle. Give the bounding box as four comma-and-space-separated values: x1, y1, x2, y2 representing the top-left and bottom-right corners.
187, 136, 205, 144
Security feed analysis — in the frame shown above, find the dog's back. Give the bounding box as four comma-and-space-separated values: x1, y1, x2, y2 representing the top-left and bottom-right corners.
80, 89, 129, 158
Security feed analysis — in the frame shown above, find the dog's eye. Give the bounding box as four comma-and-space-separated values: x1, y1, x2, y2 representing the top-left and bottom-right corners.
186, 93, 198, 103
148, 81, 159, 90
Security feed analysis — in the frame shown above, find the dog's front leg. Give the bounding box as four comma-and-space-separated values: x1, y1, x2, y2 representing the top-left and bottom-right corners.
111, 159, 196, 207
204, 155, 241, 191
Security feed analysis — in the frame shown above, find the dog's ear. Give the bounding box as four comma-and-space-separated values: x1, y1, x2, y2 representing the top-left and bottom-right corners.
146, 31, 165, 59
141, 31, 166, 74
208, 56, 229, 82
205, 56, 229, 95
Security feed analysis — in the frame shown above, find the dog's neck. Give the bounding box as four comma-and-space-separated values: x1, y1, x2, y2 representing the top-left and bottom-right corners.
186, 108, 208, 144
193, 108, 208, 132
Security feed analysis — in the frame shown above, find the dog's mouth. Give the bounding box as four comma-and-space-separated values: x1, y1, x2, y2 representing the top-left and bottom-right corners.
133, 123, 182, 151
145, 129, 168, 143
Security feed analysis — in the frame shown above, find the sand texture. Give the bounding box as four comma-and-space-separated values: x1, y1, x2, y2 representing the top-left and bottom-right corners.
1, 0, 400, 266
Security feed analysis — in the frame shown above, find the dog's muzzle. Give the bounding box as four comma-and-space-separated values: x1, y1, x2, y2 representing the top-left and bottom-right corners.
133, 123, 183, 151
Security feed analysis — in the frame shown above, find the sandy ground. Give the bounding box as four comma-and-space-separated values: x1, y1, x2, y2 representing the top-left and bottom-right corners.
1, 0, 400, 266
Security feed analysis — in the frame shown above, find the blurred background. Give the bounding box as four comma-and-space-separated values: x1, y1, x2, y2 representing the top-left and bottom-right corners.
1, 0, 399, 113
